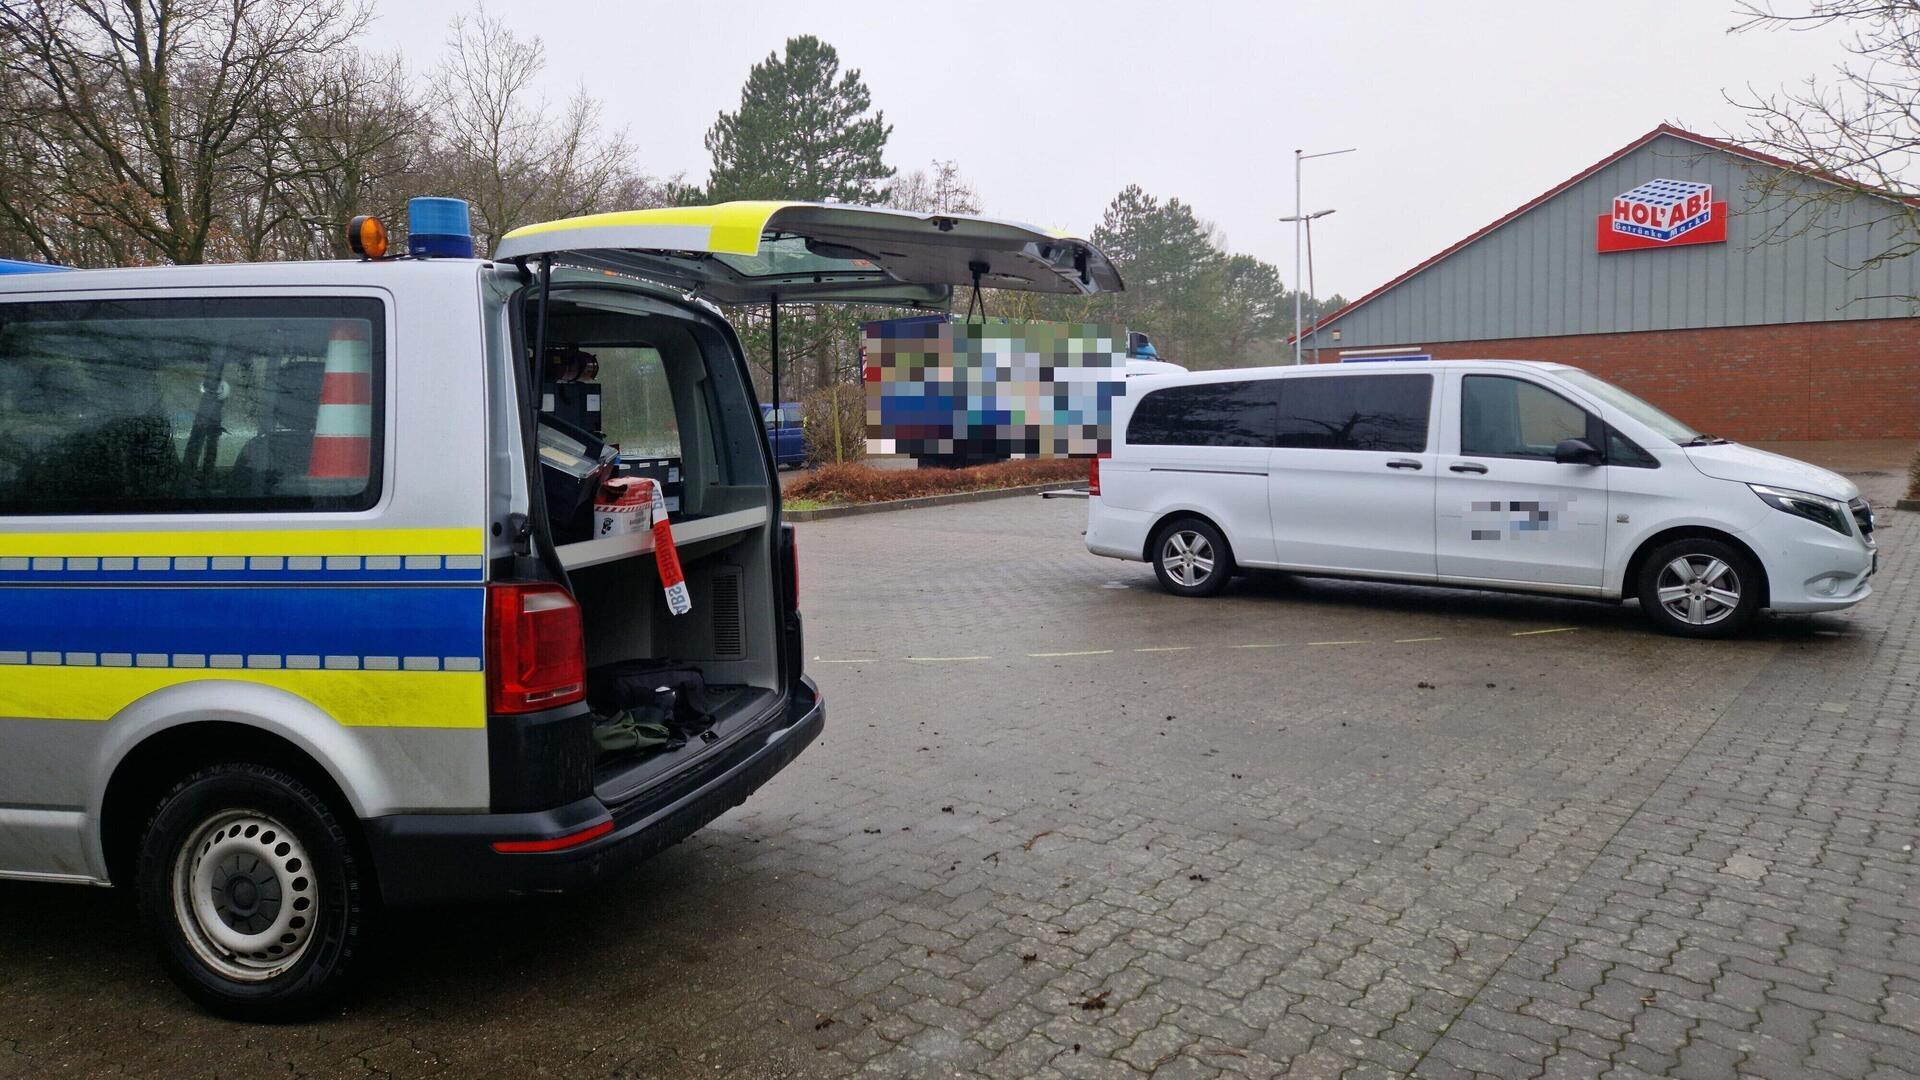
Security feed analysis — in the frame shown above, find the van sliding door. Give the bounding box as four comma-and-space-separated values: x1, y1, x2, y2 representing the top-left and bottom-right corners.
1267, 373, 1438, 579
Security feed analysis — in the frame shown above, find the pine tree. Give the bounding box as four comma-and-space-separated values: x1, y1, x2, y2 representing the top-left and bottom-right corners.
693, 36, 893, 204
690, 36, 895, 402
1089, 186, 1230, 363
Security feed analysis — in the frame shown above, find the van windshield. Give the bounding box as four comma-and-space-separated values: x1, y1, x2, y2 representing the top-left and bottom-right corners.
1556, 369, 1699, 443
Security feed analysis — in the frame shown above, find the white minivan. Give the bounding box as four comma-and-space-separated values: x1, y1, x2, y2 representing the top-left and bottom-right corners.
1087, 361, 1877, 637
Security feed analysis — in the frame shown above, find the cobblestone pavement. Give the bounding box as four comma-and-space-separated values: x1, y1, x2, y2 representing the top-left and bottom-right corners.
2, 473, 1916, 1078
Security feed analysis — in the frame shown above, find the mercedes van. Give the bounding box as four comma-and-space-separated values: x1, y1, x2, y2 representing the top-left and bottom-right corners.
0, 200, 1122, 1018
1087, 360, 1875, 636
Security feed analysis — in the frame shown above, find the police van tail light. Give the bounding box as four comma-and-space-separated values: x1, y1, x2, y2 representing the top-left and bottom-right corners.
1089, 452, 1109, 496
487, 582, 586, 714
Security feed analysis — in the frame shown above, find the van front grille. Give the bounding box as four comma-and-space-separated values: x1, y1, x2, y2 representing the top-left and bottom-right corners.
711, 567, 745, 660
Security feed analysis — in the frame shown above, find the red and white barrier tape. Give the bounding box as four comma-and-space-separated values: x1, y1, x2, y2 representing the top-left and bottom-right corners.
647, 479, 692, 616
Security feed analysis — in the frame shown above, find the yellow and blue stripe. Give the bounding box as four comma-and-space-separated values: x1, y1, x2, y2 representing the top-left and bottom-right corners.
1, 586, 483, 671
1, 528, 490, 728
0, 528, 484, 583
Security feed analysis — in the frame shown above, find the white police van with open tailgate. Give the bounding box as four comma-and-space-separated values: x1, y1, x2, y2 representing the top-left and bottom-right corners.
0, 198, 1122, 1018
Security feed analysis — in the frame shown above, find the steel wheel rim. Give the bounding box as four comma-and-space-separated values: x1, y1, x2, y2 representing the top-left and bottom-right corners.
1162, 530, 1216, 588
171, 809, 318, 982
1655, 555, 1741, 626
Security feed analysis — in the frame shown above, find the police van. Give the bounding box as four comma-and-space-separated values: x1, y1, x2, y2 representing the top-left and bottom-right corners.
0, 200, 1123, 1018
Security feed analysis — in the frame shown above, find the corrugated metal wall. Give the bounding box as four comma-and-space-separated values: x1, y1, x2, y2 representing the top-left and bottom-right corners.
1316, 133, 1920, 350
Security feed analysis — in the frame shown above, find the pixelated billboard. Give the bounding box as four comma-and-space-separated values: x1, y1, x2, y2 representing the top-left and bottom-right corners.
863, 317, 1127, 463
1596, 178, 1727, 252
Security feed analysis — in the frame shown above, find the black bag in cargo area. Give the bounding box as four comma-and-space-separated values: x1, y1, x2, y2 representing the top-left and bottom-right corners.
586, 660, 721, 740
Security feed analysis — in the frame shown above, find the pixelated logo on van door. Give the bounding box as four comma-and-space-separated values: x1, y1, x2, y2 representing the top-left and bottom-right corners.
1468, 497, 1574, 541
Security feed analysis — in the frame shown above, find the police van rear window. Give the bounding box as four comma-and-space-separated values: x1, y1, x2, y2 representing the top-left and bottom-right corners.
0, 296, 385, 516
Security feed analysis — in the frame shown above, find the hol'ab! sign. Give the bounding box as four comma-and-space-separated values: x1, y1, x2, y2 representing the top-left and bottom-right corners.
1596, 178, 1728, 253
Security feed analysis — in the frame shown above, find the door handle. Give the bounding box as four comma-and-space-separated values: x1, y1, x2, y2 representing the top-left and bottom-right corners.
1385, 459, 1422, 470
1449, 462, 1488, 474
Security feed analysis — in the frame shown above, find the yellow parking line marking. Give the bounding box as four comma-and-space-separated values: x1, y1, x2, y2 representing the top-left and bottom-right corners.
1394, 637, 1444, 643
1308, 640, 1367, 646
1027, 649, 1115, 658
1512, 627, 1579, 636
1133, 646, 1194, 653
907, 655, 992, 662
812, 657, 877, 664
1230, 643, 1287, 649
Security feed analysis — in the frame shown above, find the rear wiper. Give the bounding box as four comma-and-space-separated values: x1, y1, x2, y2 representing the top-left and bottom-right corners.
1681, 434, 1727, 446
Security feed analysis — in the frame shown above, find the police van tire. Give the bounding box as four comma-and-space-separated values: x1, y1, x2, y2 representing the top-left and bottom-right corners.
136, 762, 374, 1021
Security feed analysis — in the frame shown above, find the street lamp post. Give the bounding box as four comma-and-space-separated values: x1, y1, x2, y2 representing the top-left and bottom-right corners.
1288, 147, 1355, 364
1306, 208, 1335, 363
1279, 207, 1337, 363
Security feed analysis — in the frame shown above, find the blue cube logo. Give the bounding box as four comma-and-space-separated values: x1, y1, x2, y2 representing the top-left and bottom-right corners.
1610, 179, 1714, 242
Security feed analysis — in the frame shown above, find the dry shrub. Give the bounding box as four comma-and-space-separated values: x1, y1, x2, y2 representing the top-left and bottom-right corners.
800, 383, 866, 466
1908, 444, 1920, 500
787, 458, 1088, 504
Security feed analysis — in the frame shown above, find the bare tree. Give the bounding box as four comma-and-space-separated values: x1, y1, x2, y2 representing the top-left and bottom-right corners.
1732, 1, 1920, 284
0, 0, 371, 265
426, 8, 660, 251
888, 159, 982, 215
235, 48, 422, 260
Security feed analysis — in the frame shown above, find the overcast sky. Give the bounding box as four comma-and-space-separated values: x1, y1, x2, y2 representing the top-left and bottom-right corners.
370, 0, 1848, 299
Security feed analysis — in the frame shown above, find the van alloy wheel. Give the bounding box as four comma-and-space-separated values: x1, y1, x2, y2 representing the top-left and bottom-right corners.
1162, 529, 1216, 588
1655, 555, 1741, 627
1151, 518, 1234, 597
172, 810, 318, 983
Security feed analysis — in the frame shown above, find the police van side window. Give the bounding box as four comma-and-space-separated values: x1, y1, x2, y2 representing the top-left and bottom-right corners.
593, 346, 682, 458
1125, 381, 1277, 447
0, 296, 384, 515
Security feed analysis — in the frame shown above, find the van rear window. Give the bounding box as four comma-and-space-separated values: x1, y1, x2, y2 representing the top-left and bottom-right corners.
1125, 381, 1277, 448
0, 296, 385, 516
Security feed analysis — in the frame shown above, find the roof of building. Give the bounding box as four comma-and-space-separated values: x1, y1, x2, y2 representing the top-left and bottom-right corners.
1290, 124, 1919, 345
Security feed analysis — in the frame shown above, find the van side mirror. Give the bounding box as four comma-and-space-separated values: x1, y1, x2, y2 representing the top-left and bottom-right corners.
1553, 437, 1603, 466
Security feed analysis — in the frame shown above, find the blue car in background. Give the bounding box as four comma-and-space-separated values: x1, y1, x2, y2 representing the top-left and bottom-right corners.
762, 401, 805, 469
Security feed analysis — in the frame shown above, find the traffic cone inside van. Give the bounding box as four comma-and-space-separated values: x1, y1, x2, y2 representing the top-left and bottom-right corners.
309, 320, 372, 482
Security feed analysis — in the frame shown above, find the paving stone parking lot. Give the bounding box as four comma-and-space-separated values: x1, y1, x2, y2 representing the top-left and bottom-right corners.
2, 459, 1916, 1079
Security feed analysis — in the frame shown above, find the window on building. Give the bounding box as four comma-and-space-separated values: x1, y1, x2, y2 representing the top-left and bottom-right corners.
1274, 373, 1431, 452
0, 296, 384, 515
1460, 375, 1592, 459
1125, 380, 1278, 448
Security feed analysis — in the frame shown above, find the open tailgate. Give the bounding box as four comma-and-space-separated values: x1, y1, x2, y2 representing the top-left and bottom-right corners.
493, 201, 1124, 306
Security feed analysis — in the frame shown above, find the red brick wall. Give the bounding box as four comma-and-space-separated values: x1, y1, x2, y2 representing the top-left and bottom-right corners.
1315, 318, 1920, 441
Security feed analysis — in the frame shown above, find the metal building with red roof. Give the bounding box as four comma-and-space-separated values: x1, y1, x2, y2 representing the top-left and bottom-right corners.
1293, 125, 1918, 441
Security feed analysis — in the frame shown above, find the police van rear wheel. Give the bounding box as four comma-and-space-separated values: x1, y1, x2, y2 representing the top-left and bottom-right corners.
136, 763, 373, 1021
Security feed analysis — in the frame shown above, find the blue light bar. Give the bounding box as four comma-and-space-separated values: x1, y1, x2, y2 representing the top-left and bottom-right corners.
407, 197, 474, 259
0, 258, 70, 275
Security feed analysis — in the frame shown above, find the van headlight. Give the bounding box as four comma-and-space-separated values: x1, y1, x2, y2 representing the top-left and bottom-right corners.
1749, 484, 1852, 536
